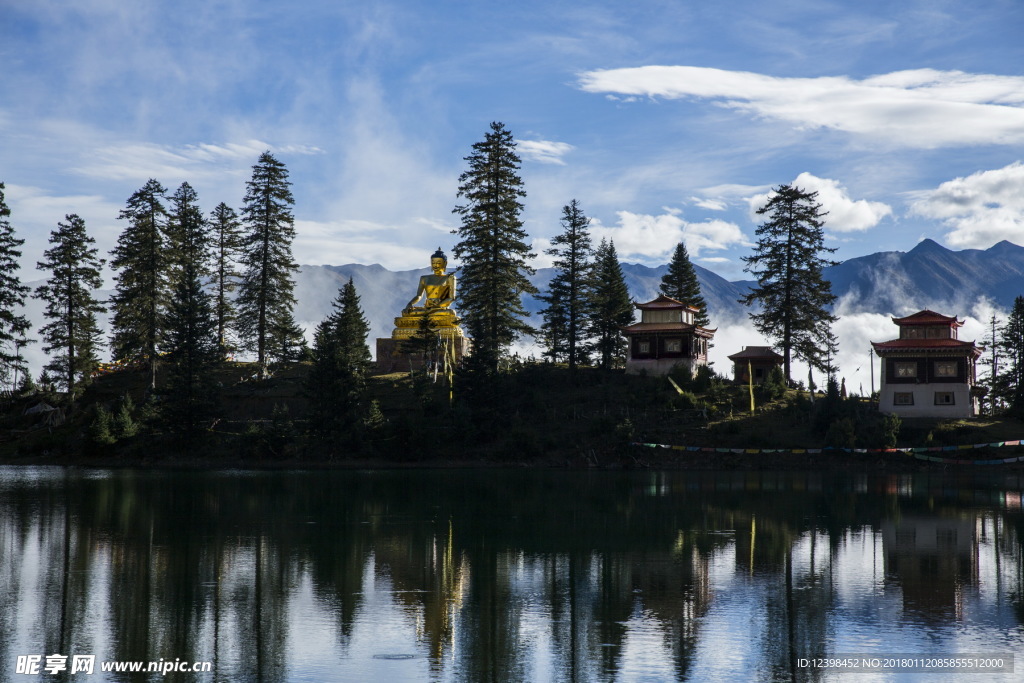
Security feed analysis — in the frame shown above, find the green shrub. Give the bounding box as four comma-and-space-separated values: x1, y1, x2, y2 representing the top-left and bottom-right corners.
115, 396, 139, 438
881, 412, 901, 448
824, 417, 856, 449
759, 366, 787, 402
88, 406, 116, 446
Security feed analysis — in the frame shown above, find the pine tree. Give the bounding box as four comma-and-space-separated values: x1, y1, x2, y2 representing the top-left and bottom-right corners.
538, 199, 593, 369
34, 214, 106, 397
659, 241, 709, 327
110, 178, 169, 390
166, 182, 208, 283
306, 278, 371, 440
237, 151, 299, 368
981, 313, 1001, 414
209, 202, 244, 356
740, 185, 838, 382
998, 296, 1024, 414
589, 239, 633, 370
0, 183, 33, 389
538, 284, 569, 364
331, 278, 371, 373
452, 122, 537, 372
267, 309, 307, 363
161, 183, 220, 439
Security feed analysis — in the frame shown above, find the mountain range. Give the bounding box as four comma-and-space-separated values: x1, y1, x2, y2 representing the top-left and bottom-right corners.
295, 238, 1024, 345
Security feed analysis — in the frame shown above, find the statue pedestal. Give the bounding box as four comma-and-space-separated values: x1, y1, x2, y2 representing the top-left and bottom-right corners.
375, 336, 472, 373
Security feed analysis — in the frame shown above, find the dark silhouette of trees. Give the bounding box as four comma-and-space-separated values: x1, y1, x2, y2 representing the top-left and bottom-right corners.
34, 214, 106, 397
740, 185, 838, 382
539, 199, 593, 368
110, 178, 169, 391
452, 122, 537, 372
589, 239, 633, 370
660, 241, 709, 327
0, 183, 32, 389
237, 151, 299, 369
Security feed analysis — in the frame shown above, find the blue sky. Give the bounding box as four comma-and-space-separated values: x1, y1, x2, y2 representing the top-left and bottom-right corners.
3, 0, 1024, 282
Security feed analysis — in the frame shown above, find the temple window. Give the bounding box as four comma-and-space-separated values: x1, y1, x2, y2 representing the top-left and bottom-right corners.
664, 338, 682, 353
894, 361, 917, 378
934, 361, 957, 378
638, 340, 650, 354
934, 392, 955, 405
894, 392, 914, 405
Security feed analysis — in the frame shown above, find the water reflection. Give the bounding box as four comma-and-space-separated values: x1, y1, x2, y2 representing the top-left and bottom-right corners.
1, 468, 1022, 681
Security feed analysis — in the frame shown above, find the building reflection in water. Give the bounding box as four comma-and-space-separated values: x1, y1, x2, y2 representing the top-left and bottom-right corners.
0, 468, 1022, 682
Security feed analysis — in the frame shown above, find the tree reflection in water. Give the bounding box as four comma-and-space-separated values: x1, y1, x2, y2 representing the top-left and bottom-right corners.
0, 468, 1022, 681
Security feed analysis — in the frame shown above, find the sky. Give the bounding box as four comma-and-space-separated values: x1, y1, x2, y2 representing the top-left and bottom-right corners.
2, 0, 1024, 385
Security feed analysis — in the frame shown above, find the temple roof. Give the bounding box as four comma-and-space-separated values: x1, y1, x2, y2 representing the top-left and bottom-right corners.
871, 338, 981, 357
891, 309, 964, 327
634, 295, 699, 312
727, 346, 784, 362
621, 322, 716, 336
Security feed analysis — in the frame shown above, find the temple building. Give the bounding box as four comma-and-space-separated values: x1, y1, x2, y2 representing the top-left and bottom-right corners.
871, 310, 982, 417
621, 295, 715, 376
727, 346, 784, 385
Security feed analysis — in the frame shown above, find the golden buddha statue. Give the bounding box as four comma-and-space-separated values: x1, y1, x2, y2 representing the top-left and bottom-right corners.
391, 248, 465, 340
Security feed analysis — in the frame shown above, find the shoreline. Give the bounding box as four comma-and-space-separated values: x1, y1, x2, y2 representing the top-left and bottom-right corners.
4, 448, 1023, 473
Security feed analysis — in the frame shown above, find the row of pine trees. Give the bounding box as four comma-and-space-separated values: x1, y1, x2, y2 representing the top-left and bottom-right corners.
0, 152, 308, 439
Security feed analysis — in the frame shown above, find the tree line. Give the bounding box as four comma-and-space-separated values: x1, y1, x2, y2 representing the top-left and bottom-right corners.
0, 152, 306, 437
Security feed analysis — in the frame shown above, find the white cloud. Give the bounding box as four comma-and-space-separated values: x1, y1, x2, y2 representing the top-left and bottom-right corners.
910, 161, 1024, 248
699, 257, 730, 264
690, 196, 727, 211
746, 173, 891, 232
517, 140, 574, 165
591, 210, 748, 263
73, 139, 322, 183
579, 66, 1024, 148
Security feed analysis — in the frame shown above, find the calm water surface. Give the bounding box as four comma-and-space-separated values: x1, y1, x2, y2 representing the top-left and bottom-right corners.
1, 467, 1023, 682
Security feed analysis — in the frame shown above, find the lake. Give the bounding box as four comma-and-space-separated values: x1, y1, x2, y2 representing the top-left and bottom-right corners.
1, 467, 1022, 681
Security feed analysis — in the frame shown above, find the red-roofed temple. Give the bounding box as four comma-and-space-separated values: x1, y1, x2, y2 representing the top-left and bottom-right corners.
621, 295, 715, 376
871, 309, 983, 417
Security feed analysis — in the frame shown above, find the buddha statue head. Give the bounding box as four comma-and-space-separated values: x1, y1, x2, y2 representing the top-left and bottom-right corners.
431, 247, 447, 276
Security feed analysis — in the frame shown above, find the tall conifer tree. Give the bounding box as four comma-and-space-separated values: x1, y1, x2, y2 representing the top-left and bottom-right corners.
209, 202, 244, 356
110, 178, 169, 390
452, 122, 537, 372
306, 278, 371, 440
740, 185, 838, 382
0, 183, 32, 389
34, 214, 105, 396
998, 296, 1024, 414
538, 199, 593, 368
237, 151, 298, 368
162, 183, 220, 438
660, 241, 709, 327
589, 239, 633, 370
